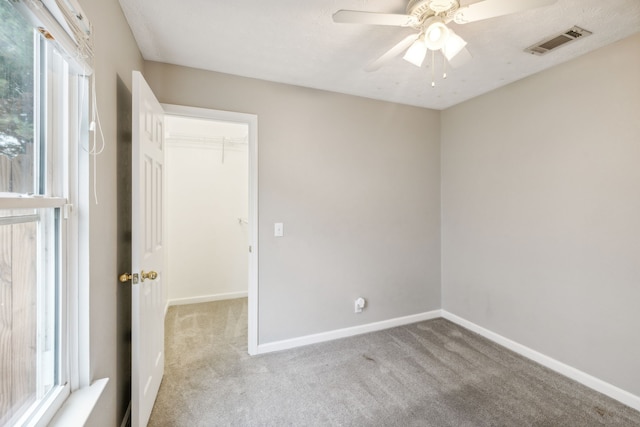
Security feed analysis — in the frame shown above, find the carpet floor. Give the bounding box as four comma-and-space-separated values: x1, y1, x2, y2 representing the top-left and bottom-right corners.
148, 298, 640, 426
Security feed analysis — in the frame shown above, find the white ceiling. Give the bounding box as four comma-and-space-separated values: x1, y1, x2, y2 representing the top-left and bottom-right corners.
118, 0, 640, 110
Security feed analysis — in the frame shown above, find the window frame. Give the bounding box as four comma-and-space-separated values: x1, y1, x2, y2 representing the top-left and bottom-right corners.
0, 4, 90, 423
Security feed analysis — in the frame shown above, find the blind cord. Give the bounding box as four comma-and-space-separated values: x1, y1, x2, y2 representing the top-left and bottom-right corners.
80, 71, 105, 205
90, 73, 105, 205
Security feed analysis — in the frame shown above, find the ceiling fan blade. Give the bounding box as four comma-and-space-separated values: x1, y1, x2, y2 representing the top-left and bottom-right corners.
333, 10, 416, 27
447, 47, 472, 68
454, 0, 557, 24
365, 34, 420, 72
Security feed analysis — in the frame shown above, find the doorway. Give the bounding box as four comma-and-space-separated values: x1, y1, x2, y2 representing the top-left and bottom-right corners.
165, 116, 248, 302
162, 104, 258, 355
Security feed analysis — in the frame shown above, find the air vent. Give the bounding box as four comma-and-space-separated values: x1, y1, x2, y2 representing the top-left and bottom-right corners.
524, 26, 592, 56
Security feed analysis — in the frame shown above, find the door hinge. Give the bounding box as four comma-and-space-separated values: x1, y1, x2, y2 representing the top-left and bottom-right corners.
249, 245, 252, 253
63, 204, 73, 219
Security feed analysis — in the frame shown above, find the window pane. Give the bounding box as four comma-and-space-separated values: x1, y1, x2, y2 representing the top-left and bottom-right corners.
0, 1, 35, 194
0, 208, 59, 426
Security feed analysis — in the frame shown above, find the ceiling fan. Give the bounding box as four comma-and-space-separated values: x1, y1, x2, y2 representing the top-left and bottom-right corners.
333, 0, 557, 83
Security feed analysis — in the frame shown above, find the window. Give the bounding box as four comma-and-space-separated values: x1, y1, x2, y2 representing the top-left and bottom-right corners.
1, 0, 91, 425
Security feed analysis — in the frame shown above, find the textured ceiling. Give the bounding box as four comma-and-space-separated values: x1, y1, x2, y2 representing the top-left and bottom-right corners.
118, 0, 640, 110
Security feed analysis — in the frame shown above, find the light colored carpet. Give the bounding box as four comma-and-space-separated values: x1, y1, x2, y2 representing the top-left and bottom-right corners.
149, 298, 640, 426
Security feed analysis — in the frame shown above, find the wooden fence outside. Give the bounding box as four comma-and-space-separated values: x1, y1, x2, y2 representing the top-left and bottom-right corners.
0, 146, 38, 425
0, 143, 34, 194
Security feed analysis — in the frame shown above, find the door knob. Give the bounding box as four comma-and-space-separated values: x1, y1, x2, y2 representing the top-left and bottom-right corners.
119, 273, 139, 284
141, 270, 158, 282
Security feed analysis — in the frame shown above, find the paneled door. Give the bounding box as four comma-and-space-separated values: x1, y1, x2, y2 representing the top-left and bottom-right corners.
131, 70, 165, 427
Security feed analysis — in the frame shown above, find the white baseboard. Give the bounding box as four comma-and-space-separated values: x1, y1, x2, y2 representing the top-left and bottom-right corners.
256, 309, 442, 355
441, 311, 640, 412
168, 291, 248, 307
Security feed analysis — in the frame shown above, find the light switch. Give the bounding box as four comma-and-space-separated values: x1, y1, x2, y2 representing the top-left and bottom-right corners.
274, 222, 284, 237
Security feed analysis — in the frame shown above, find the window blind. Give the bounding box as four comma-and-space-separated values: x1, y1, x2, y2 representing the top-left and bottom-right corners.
11, 0, 94, 74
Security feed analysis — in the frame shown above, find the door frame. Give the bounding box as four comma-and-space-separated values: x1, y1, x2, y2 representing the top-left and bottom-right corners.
162, 103, 259, 355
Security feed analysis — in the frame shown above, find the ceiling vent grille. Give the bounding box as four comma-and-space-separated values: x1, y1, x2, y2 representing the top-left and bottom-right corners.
525, 26, 592, 56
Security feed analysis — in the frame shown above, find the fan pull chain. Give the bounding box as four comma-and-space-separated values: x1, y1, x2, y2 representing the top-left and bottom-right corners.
431, 50, 435, 87
443, 54, 447, 79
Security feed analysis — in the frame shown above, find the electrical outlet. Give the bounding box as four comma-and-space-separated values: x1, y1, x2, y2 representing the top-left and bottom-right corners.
354, 297, 366, 313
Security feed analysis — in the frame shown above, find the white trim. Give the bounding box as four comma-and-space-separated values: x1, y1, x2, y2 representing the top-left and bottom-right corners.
161, 103, 259, 356
0, 196, 67, 209
256, 310, 442, 355
47, 378, 109, 427
76, 104, 91, 390
247, 112, 259, 356
441, 311, 640, 412
17, 384, 68, 427
168, 291, 249, 307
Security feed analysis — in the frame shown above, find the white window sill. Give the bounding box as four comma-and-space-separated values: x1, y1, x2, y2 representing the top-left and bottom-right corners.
47, 378, 109, 427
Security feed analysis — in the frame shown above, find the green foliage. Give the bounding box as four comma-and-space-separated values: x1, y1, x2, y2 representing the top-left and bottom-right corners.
0, 0, 35, 158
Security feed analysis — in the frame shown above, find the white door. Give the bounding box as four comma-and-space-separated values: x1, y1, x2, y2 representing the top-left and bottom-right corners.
131, 70, 165, 427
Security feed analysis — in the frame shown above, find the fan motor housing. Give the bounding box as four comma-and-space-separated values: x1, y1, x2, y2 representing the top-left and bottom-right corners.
407, 0, 459, 18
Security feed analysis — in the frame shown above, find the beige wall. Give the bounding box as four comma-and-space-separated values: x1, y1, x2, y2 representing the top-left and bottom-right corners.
77, 0, 143, 425
441, 33, 640, 396
144, 62, 442, 343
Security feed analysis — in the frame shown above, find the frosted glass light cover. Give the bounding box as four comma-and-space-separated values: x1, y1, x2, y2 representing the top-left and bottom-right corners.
424, 21, 450, 51
443, 31, 468, 60
403, 38, 427, 67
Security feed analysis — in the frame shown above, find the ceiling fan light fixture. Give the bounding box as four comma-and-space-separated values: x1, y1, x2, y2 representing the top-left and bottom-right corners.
403, 37, 428, 67
442, 30, 467, 60
424, 18, 450, 50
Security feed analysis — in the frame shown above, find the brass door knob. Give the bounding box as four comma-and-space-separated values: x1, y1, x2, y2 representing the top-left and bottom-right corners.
119, 273, 133, 283
141, 270, 158, 282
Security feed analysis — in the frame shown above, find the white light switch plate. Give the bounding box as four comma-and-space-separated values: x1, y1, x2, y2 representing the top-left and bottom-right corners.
274, 222, 284, 237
